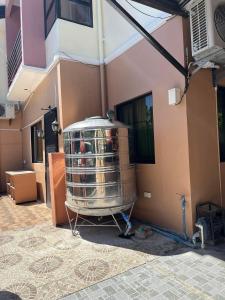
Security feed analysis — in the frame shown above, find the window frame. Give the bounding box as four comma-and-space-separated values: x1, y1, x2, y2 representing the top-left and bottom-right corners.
217, 86, 225, 163
44, 0, 58, 37
44, 0, 93, 38
58, 0, 93, 28
116, 93, 155, 165
31, 121, 44, 164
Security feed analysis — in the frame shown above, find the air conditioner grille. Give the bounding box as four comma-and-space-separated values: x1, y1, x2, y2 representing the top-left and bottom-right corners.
0, 104, 6, 117
191, 0, 208, 53
215, 4, 225, 42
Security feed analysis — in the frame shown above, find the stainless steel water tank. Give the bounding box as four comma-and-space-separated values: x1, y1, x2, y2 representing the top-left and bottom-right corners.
63, 116, 136, 216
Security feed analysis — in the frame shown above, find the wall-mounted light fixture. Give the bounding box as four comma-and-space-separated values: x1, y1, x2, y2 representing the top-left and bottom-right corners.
37, 129, 45, 139
106, 110, 115, 121
51, 119, 62, 135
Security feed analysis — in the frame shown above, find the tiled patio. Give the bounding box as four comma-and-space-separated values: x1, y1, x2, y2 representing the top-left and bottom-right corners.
0, 195, 51, 231
0, 212, 182, 300
1, 195, 225, 300
62, 243, 225, 300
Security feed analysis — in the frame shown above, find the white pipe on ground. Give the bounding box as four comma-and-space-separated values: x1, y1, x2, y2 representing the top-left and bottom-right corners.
195, 223, 205, 249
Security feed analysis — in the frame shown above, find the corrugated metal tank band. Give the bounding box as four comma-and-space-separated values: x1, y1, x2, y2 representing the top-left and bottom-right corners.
63, 116, 136, 216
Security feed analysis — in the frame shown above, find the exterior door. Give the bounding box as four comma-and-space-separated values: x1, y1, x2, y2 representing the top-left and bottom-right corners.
44, 107, 59, 207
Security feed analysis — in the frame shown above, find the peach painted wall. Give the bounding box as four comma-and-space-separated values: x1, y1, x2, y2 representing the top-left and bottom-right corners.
0, 113, 22, 192
59, 60, 102, 131
21, 65, 61, 202
186, 70, 222, 222
48, 152, 69, 226
106, 16, 193, 235
21, 0, 46, 68
21, 59, 101, 203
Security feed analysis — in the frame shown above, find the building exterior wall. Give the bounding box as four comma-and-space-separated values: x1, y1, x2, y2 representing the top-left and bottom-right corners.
21, 65, 61, 202
45, 1, 99, 67
186, 70, 222, 223
106, 16, 193, 235
2, 0, 225, 237
102, 0, 167, 61
20, 59, 101, 202
59, 60, 102, 130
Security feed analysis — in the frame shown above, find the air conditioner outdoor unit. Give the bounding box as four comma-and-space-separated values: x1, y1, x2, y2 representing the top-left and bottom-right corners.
189, 0, 225, 65
0, 103, 15, 119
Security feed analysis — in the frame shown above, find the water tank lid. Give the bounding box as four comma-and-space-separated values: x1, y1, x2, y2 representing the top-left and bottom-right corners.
63, 116, 129, 133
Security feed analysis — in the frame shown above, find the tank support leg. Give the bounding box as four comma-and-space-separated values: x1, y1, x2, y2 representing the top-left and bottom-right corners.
111, 214, 122, 232
65, 205, 73, 233
73, 211, 79, 236
120, 203, 134, 237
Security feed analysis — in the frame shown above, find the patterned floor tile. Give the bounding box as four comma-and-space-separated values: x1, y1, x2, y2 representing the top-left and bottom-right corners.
0, 195, 51, 231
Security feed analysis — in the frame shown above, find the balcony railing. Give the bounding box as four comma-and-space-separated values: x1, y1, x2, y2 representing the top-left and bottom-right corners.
7, 29, 22, 87
44, 0, 93, 38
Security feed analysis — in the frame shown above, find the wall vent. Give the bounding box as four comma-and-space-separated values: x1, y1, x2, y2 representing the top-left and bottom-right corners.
191, 0, 208, 53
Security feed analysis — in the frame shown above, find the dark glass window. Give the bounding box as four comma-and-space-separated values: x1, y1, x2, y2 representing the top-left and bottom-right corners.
59, 0, 93, 27
31, 122, 43, 163
45, 0, 57, 37
117, 94, 155, 164
44, 0, 93, 37
217, 86, 225, 162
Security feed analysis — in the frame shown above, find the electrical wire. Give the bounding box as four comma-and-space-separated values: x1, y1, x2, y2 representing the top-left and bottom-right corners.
124, 0, 170, 19
176, 62, 194, 104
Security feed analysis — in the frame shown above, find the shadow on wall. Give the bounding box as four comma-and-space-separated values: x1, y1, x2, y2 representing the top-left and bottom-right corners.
36, 182, 44, 202
0, 291, 22, 300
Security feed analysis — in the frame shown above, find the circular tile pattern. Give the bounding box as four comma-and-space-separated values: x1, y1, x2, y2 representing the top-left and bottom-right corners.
18, 237, 46, 249
29, 256, 63, 274
92, 244, 116, 253
40, 225, 59, 233
74, 259, 110, 283
0, 254, 22, 269
6, 283, 37, 300
54, 238, 81, 250
0, 235, 14, 247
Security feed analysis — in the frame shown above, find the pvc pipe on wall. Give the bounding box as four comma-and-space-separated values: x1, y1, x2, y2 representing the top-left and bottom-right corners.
97, 0, 108, 116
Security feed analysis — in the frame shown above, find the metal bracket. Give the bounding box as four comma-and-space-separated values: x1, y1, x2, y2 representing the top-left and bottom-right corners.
132, 0, 189, 17
107, 0, 188, 78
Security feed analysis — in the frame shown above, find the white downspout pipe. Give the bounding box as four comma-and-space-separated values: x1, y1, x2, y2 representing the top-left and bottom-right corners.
97, 0, 107, 117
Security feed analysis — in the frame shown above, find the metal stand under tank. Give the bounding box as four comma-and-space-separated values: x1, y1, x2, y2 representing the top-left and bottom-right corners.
65, 201, 134, 236
63, 116, 136, 234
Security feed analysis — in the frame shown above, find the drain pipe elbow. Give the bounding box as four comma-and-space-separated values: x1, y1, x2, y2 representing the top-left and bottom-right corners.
195, 223, 205, 249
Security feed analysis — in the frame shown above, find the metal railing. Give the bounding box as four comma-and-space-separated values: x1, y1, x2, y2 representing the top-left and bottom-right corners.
7, 29, 22, 87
